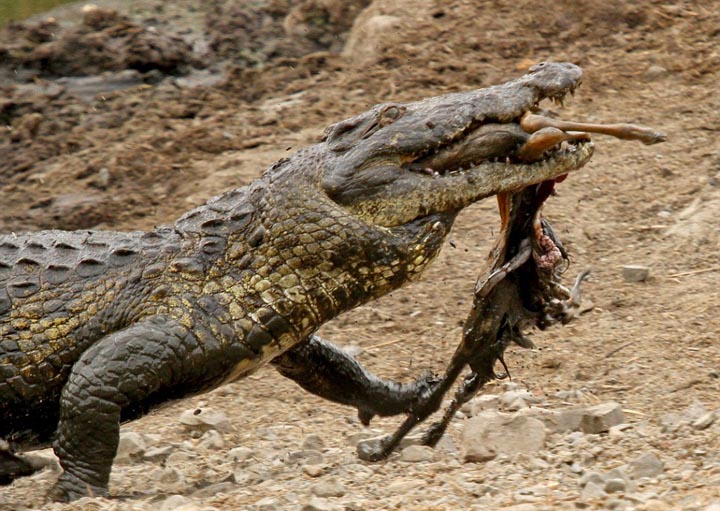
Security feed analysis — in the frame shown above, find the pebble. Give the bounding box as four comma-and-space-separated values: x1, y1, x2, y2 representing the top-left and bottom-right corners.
115, 431, 146, 463
580, 471, 606, 487
582, 480, 608, 501
302, 434, 325, 451
198, 430, 225, 450
179, 408, 232, 434
399, 444, 434, 462
311, 478, 346, 497
301, 497, 342, 511
288, 450, 324, 465
228, 446, 255, 463
630, 452, 664, 479
144, 445, 174, 462
581, 402, 625, 433
463, 411, 546, 461
302, 464, 326, 477
692, 411, 716, 430
622, 265, 650, 282
254, 496, 281, 511
605, 478, 627, 493
160, 495, 193, 511
644, 64, 668, 80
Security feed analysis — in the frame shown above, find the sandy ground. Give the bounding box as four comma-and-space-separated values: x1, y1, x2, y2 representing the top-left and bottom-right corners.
0, 0, 718, 510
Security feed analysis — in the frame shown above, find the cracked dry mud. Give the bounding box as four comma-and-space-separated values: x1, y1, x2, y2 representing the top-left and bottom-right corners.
1, 0, 719, 510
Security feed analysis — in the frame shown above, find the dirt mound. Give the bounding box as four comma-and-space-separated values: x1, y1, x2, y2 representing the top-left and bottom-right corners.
0, 6, 195, 80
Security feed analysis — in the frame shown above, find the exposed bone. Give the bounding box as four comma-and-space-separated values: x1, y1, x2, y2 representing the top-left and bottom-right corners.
521, 113, 666, 145
517, 127, 591, 162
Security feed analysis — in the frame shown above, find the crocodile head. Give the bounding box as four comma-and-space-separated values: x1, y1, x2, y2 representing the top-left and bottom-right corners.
319, 62, 594, 227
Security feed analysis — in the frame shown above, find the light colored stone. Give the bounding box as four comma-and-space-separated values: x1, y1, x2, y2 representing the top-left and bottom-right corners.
605, 478, 627, 493
198, 430, 225, 450
630, 452, 664, 479
580, 471, 606, 487
692, 411, 716, 430
302, 434, 325, 451
302, 464, 325, 477
288, 450, 324, 465
581, 402, 625, 433
311, 478, 346, 497
639, 499, 672, 511
144, 445, 174, 462
160, 495, 193, 511
622, 265, 650, 282
399, 444, 434, 462
582, 480, 607, 501
465, 394, 501, 416
385, 479, 425, 495
644, 65, 668, 80
462, 411, 546, 462
515, 406, 583, 433
702, 504, 720, 511
254, 496, 281, 511
115, 431, 146, 463
302, 497, 342, 511
228, 446, 255, 463
179, 408, 232, 434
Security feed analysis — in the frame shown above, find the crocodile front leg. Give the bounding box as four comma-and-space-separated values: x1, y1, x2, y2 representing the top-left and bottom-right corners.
272, 335, 437, 425
49, 315, 250, 502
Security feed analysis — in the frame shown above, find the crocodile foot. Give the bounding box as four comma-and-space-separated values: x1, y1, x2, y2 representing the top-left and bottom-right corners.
48, 471, 109, 503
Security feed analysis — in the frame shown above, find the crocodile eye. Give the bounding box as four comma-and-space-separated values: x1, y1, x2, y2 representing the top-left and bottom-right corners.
379, 105, 405, 126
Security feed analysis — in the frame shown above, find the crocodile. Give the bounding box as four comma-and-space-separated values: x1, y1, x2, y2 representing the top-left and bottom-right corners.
0, 62, 605, 501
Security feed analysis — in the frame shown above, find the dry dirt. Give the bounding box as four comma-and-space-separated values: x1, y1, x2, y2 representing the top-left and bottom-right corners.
0, 0, 719, 510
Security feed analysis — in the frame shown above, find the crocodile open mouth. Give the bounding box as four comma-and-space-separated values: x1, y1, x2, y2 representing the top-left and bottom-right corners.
404, 112, 665, 178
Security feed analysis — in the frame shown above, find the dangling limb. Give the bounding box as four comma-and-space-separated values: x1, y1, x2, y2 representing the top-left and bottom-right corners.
272, 335, 437, 425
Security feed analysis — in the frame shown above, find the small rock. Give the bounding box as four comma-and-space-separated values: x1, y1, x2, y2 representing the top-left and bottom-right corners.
384, 479, 425, 495
179, 408, 232, 434
581, 402, 625, 433
630, 452, 664, 479
198, 430, 225, 450
684, 399, 709, 421
165, 450, 194, 468
311, 478, 346, 497
644, 65, 668, 81
115, 431, 146, 463
302, 497, 342, 511
228, 446, 255, 463
639, 499, 672, 511
143, 445, 174, 462
156, 467, 184, 484
160, 495, 193, 511
465, 394, 500, 416
192, 481, 235, 499
302, 434, 325, 451
702, 505, 720, 511
254, 496, 281, 511
399, 444, 434, 462
302, 464, 325, 477
605, 478, 627, 493
462, 411, 546, 462
287, 450, 324, 465
580, 471, 607, 488
622, 265, 650, 282
582, 480, 607, 501
692, 411, 716, 430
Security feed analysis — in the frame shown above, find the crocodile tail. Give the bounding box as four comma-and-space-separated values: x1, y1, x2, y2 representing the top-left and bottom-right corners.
0, 441, 44, 485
